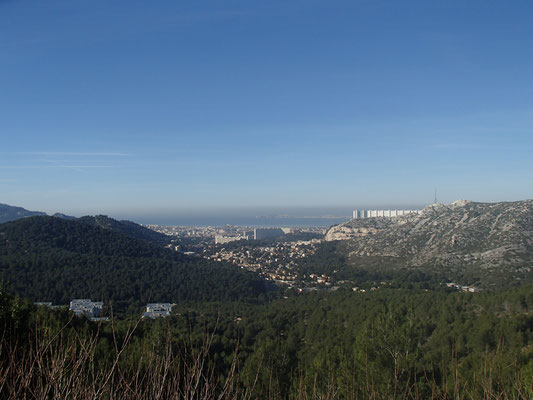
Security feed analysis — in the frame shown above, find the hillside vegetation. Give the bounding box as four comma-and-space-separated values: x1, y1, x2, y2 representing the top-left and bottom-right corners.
78, 214, 172, 246
0, 216, 268, 312
1, 284, 532, 399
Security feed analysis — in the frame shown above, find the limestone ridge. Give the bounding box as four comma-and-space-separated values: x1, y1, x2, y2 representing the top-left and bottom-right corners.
326, 200, 533, 276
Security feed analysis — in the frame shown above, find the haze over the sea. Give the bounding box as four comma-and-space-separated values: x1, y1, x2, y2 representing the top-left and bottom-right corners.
111, 204, 426, 227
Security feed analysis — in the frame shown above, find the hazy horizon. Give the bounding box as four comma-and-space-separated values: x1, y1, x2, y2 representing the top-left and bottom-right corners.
6, 199, 533, 227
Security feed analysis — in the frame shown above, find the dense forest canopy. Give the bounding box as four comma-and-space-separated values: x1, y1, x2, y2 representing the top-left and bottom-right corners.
78, 214, 173, 246
0, 216, 268, 313
1, 284, 532, 398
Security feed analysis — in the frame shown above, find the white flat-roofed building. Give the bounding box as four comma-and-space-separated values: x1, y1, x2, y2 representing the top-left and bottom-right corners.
70, 299, 104, 318
143, 303, 173, 319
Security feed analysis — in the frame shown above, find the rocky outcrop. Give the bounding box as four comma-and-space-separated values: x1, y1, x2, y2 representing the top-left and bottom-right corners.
325, 210, 418, 242
325, 224, 386, 241
326, 200, 533, 275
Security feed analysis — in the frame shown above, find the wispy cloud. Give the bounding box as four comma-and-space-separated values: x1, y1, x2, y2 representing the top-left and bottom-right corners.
17, 152, 132, 157
0, 151, 130, 173
0, 165, 114, 169
429, 143, 510, 150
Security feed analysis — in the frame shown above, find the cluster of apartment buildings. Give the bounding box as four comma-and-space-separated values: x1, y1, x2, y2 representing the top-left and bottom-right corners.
352, 209, 421, 219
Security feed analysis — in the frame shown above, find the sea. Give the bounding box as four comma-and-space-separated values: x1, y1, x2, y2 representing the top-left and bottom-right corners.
133, 215, 351, 228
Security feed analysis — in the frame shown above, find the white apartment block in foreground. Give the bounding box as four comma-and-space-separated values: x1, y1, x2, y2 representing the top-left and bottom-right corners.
70, 299, 104, 318
142, 303, 173, 319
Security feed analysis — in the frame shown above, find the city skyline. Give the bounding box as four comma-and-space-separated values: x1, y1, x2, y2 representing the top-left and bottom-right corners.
1, 1, 532, 217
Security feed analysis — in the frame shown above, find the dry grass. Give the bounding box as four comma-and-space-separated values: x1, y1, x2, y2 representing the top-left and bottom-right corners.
0, 314, 250, 400
0, 316, 531, 400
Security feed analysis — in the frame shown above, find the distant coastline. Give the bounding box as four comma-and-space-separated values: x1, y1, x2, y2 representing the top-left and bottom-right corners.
257, 214, 349, 220
135, 215, 351, 228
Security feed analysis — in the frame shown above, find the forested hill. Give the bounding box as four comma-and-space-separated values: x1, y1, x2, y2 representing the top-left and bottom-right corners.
0, 203, 46, 223
0, 203, 171, 245
78, 214, 171, 245
0, 216, 268, 312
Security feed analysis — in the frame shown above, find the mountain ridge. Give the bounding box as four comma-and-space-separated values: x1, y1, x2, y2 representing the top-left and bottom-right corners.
78, 214, 171, 245
325, 200, 533, 286
0, 203, 46, 223
0, 203, 170, 246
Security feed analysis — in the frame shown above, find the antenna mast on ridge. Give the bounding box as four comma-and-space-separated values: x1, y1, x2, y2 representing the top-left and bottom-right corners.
434, 188, 438, 204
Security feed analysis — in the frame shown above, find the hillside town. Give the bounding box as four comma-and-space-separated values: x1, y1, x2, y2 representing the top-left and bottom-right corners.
147, 224, 339, 288
205, 238, 328, 288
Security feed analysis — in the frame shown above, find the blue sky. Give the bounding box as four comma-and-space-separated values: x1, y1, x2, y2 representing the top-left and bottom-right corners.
1, 0, 532, 219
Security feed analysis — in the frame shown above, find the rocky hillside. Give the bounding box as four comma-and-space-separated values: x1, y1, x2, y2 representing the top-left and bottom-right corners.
325, 200, 533, 285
